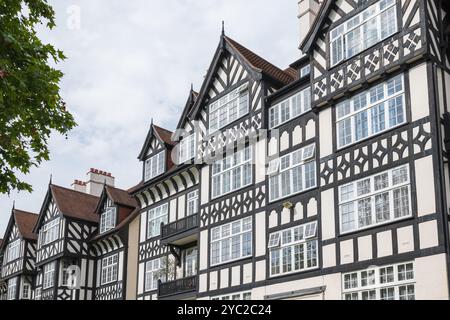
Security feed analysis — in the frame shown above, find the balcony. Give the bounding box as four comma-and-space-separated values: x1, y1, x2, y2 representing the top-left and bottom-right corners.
158, 275, 197, 299
160, 214, 199, 246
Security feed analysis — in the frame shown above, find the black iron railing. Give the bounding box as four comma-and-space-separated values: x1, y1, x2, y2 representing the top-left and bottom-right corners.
161, 214, 198, 239
158, 275, 197, 298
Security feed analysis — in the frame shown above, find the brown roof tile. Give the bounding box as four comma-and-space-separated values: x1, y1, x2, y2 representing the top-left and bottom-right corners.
283, 67, 299, 80
153, 125, 175, 147
106, 186, 138, 208
14, 209, 38, 240
224, 36, 295, 85
51, 185, 99, 223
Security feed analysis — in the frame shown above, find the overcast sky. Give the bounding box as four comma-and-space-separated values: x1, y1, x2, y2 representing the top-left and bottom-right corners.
0, 0, 300, 235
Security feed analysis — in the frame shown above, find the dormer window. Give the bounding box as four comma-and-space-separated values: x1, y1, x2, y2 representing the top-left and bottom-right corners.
330, 0, 397, 67
144, 151, 165, 182
100, 207, 116, 234
178, 134, 196, 164
209, 83, 249, 133
6, 239, 20, 263
300, 65, 310, 78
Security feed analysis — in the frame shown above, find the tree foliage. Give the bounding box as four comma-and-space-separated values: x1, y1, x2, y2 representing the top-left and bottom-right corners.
0, 0, 76, 193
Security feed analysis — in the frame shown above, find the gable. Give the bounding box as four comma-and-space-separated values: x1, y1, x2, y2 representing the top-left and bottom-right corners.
7, 224, 19, 243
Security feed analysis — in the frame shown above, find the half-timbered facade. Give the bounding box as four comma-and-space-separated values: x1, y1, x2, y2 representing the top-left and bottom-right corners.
0, 209, 38, 300
33, 184, 99, 300
90, 185, 138, 300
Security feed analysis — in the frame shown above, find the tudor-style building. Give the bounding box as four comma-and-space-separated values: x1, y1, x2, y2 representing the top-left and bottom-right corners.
0, 209, 38, 300
128, 0, 450, 300
0, 238, 5, 300
90, 184, 138, 300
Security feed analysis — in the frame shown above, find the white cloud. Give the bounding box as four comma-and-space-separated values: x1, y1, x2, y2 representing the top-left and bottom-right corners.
0, 0, 300, 234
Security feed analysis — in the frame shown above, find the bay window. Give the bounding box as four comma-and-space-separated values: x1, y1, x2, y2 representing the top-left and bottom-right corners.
211, 147, 252, 198
269, 87, 311, 128
178, 134, 196, 164
209, 83, 249, 133
100, 207, 116, 234
336, 74, 405, 148
339, 164, 411, 234
101, 254, 119, 285
43, 261, 56, 289
147, 203, 168, 239
210, 217, 252, 266
269, 221, 318, 277
144, 151, 165, 182
6, 239, 21, 263
330, 0, 397, 66
343, 262, 415, 300
268, 144, 316, 202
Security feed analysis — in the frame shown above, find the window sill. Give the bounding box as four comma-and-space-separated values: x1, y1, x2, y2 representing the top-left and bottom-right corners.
210, 255, 253, 268
339, 214, 413, 237
269, 266, 319, 279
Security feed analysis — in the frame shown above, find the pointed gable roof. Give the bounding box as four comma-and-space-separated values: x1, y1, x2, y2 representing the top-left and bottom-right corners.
190, 33, 295, 119
224, 36, 295, 85
137, 123, 174, 161
14, 209, 38, 240
48, 184, 99, 223
95, 185, 137, 213
176, 87, 199, 134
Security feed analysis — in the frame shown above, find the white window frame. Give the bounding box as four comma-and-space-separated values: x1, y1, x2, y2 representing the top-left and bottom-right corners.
342, 262, 415, 300
268, 144, 316, 202
144, 257, 166, 292
187, 190, 199, 216
43, 261, 56, 289
144, 151, 165, 182
211, 146, 253, 199
34, 287, 42, 300
210, 217, 252, 267
101, 254, 119, 285
330, 0, 397, 67
6, 239, 21, 263
269, 221, 319, 277
100, 207, 117, 234
211, 291, 252, 300
269, 87, 311, 129
178, 133, 196, 164
208, 83, 249, 133
22, 283, 31, 300
41, 218, 60, 246
7, 277, 17, 300
336, 74, 406, 149
146, 203, 169, 239
339, 164, 412, 234
300, 65, 311, 78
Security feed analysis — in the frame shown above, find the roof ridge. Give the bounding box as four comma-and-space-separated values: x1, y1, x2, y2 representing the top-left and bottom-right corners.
51, 184, 99, 199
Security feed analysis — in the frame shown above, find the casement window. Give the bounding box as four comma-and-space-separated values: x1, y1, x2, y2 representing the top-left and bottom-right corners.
342, 262, 415, 300
211, 291, 252, 300
209, 83, 249, 133
211, 147, 252, 199
269, 87, 311, 128
300, 65, 311, 78
6, 239, 21, 263
41, 218, 60, 246
147, 203, 169, 239
144, 258, 166, 292
268, 144, 316, 202
187, 190, 199, 216
179, 134, 196, 163
184, 247, 198, 277
330, 0, 397, 67
34, 288, 42, 300
144, 151, 165, 182
339, 164, 411, 234
60, 259, 76, 287
100, 207, 116, 234
43, 262, 56, 289
22, 283, 31, 300
336, 74, 405, 149
210, 217, 252, 266
7, 277, 17, 300
101, 254, 119, 285
269, 221, 318, 277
